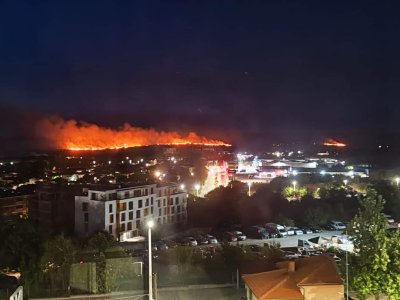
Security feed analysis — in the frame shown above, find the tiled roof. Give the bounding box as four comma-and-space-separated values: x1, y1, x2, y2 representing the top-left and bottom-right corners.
242, 255, 343, 300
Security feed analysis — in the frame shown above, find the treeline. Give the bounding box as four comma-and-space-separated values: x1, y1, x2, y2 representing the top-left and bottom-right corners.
188, 175, 400, 229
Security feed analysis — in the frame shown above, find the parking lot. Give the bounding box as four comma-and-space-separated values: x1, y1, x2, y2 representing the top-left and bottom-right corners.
233, 230, 343, 248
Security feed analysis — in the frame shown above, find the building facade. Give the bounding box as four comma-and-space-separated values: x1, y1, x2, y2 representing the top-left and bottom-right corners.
75, 183, 187, 241
0, 194, 33, 217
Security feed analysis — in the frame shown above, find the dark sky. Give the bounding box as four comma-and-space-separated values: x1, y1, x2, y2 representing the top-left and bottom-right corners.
1, 0, 400, 150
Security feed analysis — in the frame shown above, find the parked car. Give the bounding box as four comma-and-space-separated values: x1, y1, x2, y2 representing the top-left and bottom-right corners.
310, 227, 322, 233
182, 237, 198, 246
231, 230, 247, 241
205, 234, 218, 244
286, 227, 295, 236
284, 250, 301, 259
222, 232, 238, 242
154, 240, 168, 251
194, 235, 209, 245
301, 227, 313, 234
245, 226, 271, 239
329, 221, 346, 230
384, 214, 395, 224
293, 227, 304, 235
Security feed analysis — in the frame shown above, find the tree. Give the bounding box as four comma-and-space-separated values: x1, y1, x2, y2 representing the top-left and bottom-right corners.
304, 207, 329, 228
282, 185, 307, 200
348, 189, 400, 299
274, 214, 295, 227
40, 235, 76, 292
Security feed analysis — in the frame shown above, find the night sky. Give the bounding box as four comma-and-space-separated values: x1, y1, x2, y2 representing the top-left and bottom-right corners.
1, 1, 400, 151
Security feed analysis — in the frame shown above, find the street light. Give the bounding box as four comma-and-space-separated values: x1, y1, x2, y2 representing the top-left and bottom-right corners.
292, 180, 297, 192
147, 220, 154, 300
180, 184, 185, 190
247, 181, 252, 196
194, 184, 200, 197
343, 179, 348, 186
396, 177, 400, 187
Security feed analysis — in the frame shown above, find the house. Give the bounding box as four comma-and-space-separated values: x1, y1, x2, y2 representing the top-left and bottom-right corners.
242, 255, 343, 300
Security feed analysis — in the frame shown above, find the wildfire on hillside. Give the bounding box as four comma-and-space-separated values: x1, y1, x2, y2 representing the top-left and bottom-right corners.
36, 116, 230, 151
323, 138, 346, 148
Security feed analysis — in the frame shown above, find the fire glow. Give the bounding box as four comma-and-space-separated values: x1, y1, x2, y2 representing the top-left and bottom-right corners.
323, 139, 346, 148
36, 116, 230, 151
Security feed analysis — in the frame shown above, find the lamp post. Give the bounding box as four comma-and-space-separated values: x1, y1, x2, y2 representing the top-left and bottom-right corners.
147, 220, 154, 300
194, 184, 200, 197
292, 181, 297, 198
292, 180, 297, 192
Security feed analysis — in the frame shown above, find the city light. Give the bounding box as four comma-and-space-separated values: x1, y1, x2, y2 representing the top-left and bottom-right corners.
292, 170, 298, 176
180, 184, 185, 190
343, 179, 348, 185
396, 177, 400, 187
154, 171, 161, 178
292, 180, 297, 192
320, 170, 326, 175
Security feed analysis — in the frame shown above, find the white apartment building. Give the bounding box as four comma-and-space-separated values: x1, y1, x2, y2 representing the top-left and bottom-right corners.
75, 183, 187, 241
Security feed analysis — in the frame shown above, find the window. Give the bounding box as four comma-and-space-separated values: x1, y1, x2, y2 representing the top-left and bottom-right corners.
118, 202, 126, 210
127, 222, 132, 230
145, 198, 149, 206
109, 214, 114, 223
151, 197, 154, 205
129, 211, 133, 220
91, 192, 97, 200
151, 187, 154, 194
159, 208, 162, 216
151, 207, 154, 214
168, 198, 173, 205
171, 207, 175, 214
121, 213, 126, 222
177, 205, 181, 213
175, 197, 179, 205
138, 200, 142, 208
84, 213, 89, 222
134, 190, 141, 197
157, 200, 160, 207
144, 208, 149, 216
109, 204, 113, 213
129, 201, 133, 210
125, 191, 129, 199
163, 199, 166, 206
136, 220, 140, 229
121, 223, 125, 231
82, 202, 88, 211
136, 210, 141, 218
108, 225, 113, 234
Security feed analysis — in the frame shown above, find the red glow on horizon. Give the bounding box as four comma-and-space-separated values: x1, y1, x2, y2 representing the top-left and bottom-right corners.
36, 116, 230, 151
323, 138, 346, 148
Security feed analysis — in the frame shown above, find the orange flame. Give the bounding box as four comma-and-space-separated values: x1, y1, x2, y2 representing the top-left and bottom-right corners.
323, 138, 346, 148
36, 116, 230, 150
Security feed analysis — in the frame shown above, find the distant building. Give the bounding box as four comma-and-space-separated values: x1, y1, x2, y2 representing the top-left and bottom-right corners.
0, 193, 33, 217
30, 184, 80, 235
74, 183, 187, 241
242, 255, 343, 300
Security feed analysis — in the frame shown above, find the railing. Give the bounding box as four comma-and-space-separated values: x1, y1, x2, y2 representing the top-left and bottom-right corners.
9, 286, 23, 300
